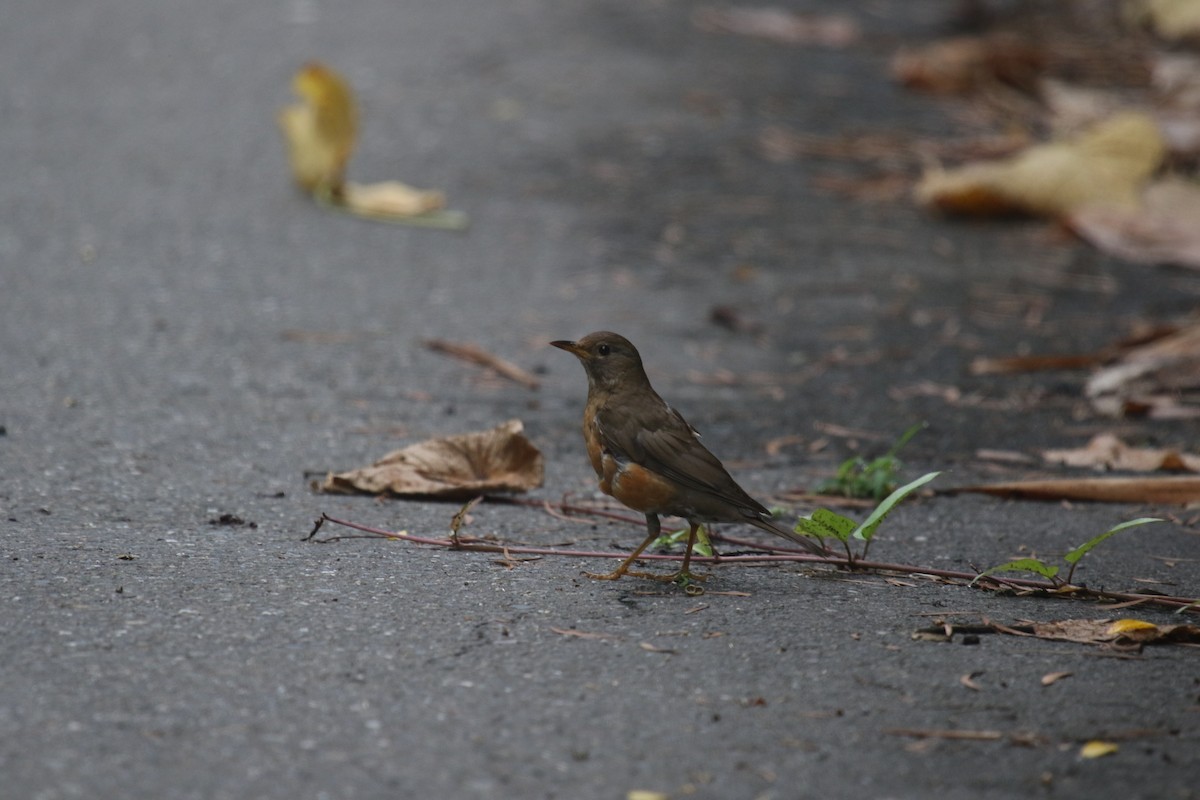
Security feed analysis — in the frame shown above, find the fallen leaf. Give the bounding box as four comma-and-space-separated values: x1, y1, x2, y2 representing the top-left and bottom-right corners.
341, 181, 446, 217
1079, 740, 1119, 759
1106, 618, 1160, 637
692, 6, 859, 47
1032, 618, 1200, 647
1068, 178, 1200, 270
319, 419, 544, 498
1043, 434, 1200, 473
1041, 671, 1073, 686
422, 339, 541, 389
1127, 0, 1200, 42
954, 476, 1200, 504
278, 62, 467, 227
1087, 321, 1200, 417
278, 62, 357, 194
639, 642, 678, 654
915, 112, 1166, 217
627, 791, 669, 800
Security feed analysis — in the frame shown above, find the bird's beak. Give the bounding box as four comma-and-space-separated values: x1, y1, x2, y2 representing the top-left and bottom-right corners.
550, 340, 588, 359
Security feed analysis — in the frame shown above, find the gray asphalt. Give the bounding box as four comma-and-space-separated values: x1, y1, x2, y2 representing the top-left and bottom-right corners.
2, 1, 1197, 798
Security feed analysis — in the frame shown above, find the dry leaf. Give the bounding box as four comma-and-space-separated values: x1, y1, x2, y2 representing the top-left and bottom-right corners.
278, 62, 467, 227
1080, 740, 1119, 759
319, 419, 543, 498
627, 791, 670, 800
278, 62, 357, 194
1069, 179, 1200, 270
1043, 433, 1200, 473
1087, 321, 1200, 417
1106, 618, 1160, 637
1127, 0, 1200, 42
342, 181, 446, 218
955, 476, 1200, 503
1041, 671, 1073, 686
692, 6, 859, 47
1031, 618, 1200, 646
915, 112, 1166, 217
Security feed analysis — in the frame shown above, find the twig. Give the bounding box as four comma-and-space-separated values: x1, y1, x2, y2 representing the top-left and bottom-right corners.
310, 512, 1198, 613
422, 339, 541, 389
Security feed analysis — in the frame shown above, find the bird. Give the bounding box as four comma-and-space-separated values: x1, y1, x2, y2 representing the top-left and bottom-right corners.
551, 331, 826, 584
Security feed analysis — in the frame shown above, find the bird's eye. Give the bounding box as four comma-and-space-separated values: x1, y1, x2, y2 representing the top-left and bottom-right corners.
597, 343, 611, 356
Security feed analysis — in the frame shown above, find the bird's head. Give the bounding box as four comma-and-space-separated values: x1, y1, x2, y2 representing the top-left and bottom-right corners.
551, 331, 647, 393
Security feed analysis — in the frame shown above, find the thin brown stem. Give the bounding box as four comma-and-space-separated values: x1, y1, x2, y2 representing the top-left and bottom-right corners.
312, 513, 1198, 613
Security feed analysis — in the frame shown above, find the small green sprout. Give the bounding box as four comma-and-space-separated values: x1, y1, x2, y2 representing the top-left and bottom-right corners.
816, 422, 926, 500
972, 517, 1163, 587
796, 471, 941, 559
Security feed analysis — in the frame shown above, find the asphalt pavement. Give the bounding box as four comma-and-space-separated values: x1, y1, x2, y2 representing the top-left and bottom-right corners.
2, 1, 1197, 798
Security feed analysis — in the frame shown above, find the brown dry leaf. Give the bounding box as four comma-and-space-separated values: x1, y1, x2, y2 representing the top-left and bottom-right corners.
1043, 433, 1200, 473
278, 62, 357, 194
1087, 321, 1200, 417
955, 476, 1200, 503
1030, 618, 1200, 646
915, 112, 1166, 217
692, 6, 859, 47
319, 419, 544, 498
1127, 0, 1200, 42
1068, 179, 1200, 270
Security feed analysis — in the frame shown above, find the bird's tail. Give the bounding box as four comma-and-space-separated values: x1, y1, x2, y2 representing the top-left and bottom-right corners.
750, 514, 828, 555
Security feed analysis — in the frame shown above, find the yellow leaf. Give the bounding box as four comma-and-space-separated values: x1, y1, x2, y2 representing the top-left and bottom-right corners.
1080, 740, 1119, 759
278, 62, 357, 194
627, 792, 669, 800
1127, 0, 1200, 42
916, 112, 1166, 217
1107, 618, 1159, 635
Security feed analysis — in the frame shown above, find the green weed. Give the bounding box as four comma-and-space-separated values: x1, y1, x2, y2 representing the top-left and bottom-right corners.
816, 422, 925, 500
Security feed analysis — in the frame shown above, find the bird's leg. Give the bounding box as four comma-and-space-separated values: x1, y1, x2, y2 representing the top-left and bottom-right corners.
658, 522, 710, 588
584, 514, 663, 581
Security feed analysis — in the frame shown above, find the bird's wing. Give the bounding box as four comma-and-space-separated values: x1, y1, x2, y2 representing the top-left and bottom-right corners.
596, 399, 768, 515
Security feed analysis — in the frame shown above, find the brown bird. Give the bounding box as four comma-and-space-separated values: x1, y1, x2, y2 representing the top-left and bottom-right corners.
552, 331, 826, 583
